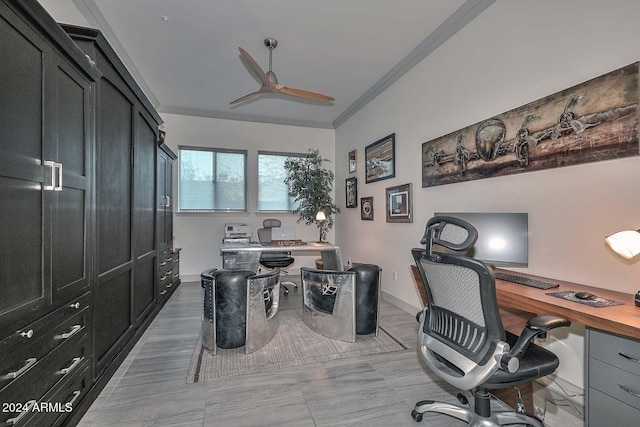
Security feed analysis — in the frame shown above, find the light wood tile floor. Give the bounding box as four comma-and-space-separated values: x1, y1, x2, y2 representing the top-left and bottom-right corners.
77, 279, 507, 427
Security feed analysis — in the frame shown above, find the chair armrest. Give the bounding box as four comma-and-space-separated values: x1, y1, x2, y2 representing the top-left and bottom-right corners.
500, 315, 570, 372
416, 307, 428, 323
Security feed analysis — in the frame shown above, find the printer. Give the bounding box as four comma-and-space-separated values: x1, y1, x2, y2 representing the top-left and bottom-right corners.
223, 223, 253, 242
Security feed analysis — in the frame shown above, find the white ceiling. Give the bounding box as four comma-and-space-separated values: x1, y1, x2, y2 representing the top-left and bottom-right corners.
69, 0, 496, 128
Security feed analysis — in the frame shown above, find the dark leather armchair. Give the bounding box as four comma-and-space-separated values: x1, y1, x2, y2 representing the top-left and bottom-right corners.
411, 216, 570, 426
201, 268, 281, 355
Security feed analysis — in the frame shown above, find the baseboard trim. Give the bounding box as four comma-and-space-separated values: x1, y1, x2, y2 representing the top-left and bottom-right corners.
381, 290, 423, 316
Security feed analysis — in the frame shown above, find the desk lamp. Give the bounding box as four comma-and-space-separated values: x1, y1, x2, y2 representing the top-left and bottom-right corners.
605, 228, 640, 307
315, 210, 326, 242
605, 229, 640, 259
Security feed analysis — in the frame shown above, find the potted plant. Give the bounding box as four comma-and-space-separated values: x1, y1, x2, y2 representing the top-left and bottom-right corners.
284, 148, 340, 242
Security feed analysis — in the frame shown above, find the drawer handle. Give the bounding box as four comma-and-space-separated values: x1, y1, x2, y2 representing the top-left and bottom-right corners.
59, 357, 83, 375
160, 262, 167, 266
2, 358, 37, 380
160, 290, 167, 295
5, 400, 36, 425
67, 390, 81, 407
619, 384, 640, 399
70, 302, 81, 309
19, 329, 34, 339
57, 325, 82, 340
619, 352, 640, 364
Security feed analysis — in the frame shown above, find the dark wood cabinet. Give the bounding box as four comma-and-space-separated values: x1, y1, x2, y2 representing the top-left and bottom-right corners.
0, 2, 100, 424
0, 1, 178, 425
61, 24, 165, 378
0, 0, 97, 335
157, 142, 178, 301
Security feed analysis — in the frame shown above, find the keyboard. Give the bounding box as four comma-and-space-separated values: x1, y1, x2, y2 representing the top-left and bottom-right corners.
494, 272, 560, 290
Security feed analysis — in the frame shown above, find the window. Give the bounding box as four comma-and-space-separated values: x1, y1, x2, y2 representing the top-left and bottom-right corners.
257, 151, 303, 211
178, 147, 247, 211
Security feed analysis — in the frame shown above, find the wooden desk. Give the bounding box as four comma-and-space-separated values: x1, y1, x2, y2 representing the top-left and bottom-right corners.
494, 268, 640, 340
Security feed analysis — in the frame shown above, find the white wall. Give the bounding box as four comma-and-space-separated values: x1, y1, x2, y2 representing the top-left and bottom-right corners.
334, 0, 640, 393
335, 0, 640, 309
161, 113, 335, 280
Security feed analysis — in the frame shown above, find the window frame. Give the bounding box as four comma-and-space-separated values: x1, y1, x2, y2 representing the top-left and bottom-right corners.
257, 150, 306, 213
177, 145, 248, 213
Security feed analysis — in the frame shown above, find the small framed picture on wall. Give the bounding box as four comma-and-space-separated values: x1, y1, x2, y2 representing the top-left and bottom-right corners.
365, 133, 395, 183
348, 149, 357, 173
385, 183, 412, 223
345, 177, 357, 208
360, 197, 373, 220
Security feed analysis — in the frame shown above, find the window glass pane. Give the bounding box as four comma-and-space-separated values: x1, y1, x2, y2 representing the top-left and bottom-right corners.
215, 152, 245, 210
258, 153, 300, 211
179, 148, 246, 211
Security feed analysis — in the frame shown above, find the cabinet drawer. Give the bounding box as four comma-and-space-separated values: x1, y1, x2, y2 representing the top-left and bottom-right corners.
589, 328, 640, 376
0, 293, 91, 391
28, 359, 91, 427
0, 334, 90, 426
588, 387, 640, 427
589, 357, 640, 410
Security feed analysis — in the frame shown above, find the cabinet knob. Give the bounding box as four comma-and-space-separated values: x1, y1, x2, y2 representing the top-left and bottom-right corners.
19, 329, 34, 339
70, 302, 81, 309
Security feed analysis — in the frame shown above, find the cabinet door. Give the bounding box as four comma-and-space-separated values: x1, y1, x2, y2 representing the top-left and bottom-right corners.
133, 111, 157, 320
48, 56, 92, 305
157, 151, 169, 252
165, 158, 174, 249
0, 5, 51, 331
94, 77, 134, 375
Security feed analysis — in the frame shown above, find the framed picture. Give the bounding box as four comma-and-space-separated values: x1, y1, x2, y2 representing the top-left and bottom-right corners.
360, 196, 374, 220
348, 149, 358, 173
385, 183, 412, 223
345, 177, 358, 208
365, 133, 395, 183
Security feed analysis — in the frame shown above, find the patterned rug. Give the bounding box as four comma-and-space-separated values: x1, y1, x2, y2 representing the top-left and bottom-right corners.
187, 309, 407, 383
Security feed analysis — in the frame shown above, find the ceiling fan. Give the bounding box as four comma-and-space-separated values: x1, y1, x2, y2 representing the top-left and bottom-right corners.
230, 38, 334, 105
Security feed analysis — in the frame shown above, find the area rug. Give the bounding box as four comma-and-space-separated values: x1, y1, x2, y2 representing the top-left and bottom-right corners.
187, 310, 408, 383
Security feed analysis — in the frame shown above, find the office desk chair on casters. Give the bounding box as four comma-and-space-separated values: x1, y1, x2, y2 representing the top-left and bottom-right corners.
257, 219, 298, 296
411, 216, 570, 426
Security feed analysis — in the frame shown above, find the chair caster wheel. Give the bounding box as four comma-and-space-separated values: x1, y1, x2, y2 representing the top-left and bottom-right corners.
410, 409, 423, 422
457, 392, 469, 405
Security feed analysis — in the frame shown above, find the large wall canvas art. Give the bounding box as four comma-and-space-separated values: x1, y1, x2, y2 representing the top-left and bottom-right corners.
422, 62, 639, 187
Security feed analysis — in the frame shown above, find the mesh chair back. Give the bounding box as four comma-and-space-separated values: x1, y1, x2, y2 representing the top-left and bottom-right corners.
414, 216, 505, 365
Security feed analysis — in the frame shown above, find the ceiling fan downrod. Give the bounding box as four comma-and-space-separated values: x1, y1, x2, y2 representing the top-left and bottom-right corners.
264, 38, 278, 84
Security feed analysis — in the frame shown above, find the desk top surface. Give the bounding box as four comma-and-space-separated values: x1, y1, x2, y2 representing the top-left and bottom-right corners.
220, 242, 339, 252
495, 268, 640, 340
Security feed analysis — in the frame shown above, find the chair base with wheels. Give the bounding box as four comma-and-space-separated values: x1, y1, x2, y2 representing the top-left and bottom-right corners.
257, 218, 298, 296
258, 255, 297, 295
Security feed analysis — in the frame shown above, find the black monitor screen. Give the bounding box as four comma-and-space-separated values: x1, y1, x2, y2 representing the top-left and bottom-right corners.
434, 212, 529, 267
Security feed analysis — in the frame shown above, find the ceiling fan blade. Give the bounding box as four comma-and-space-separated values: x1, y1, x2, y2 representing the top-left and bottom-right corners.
277, 85, 334, 102
229, 90, 263, 105
238, 47, 271, 86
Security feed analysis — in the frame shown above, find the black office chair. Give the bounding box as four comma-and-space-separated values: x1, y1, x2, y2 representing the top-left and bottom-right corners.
411, 216, 570, 426
257, 219, 297, 295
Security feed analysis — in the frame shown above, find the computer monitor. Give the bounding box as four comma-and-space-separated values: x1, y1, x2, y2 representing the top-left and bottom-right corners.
434, 212, 529, 267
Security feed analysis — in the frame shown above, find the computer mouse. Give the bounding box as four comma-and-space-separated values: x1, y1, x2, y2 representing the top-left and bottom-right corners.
575, 291, 597, 300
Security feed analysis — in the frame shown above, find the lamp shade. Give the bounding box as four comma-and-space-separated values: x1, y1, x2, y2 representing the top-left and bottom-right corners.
605, 229, 640, 259
315, 211, 326, 221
